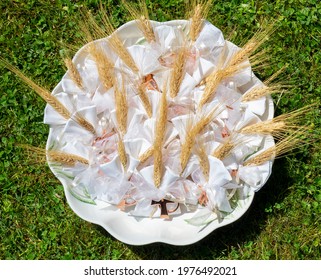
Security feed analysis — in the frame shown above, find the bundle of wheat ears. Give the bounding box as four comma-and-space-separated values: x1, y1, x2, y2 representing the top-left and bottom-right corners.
1, 0, 312, 226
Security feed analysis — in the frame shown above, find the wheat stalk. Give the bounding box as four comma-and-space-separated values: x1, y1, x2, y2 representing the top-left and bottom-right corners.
78, 12, 115, 90
73, 113, 96, 135
198, 69, 225, 108
170, 47, 187, 98
153, 84, 168, 187
188, 0, 212, 42
109, 34, 139, 73
212, 138, 235, 160
238, 106, 311, 139
114, 78, 128, 135
63, 57, 84, 90
117, 135, 128, 168
97, 8, 139, 74
21, 145, 89, 166
137, 84, 152, 117
243, 130, 308, 166
1, 58, 71, 119
88, 42, 115, 90
139, 146, 154, 163
48, 150, 89, 166
199, 24, 274, 108
180, 105, 223, 172
1, 58, 97, 135
242, 65, 288, 102
122, 0, 156, 43
196, 143, 209, 181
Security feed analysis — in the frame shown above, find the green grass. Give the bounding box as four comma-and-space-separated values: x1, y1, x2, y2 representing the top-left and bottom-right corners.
1, 0, 321, 259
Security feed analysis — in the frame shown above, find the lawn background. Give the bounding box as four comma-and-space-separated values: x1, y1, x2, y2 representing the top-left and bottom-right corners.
1, 0, 321, 259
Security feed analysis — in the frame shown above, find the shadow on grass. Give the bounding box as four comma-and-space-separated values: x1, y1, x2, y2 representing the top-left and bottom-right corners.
120, 157, 293, 259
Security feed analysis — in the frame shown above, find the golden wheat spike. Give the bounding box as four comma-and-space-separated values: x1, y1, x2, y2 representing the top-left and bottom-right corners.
188, 0, 212, 42
137, 84, 152, 118
243, 130, 309, 166
73, 113, 97, 135
199, 24, 275, 108
1, 58, 97, 135
153, 149, 163, 187
48, 150, 89, 166
196, 143, 209, 181
170, 47, 187, 98
153, 84, 168, 187
78, 12, 115, 90
241, 84, 283, 102
239, 120, 286, 140
198, 43, 229, 108
122, 0, 156, 43
117, 135, 128, 168
139, 146, 154, 163
20, 144, 89, 166
0, 58, 71, 120
114, 77, 128, 135
88, 43, 115, 90
180, 104, 223, 173
63, 57, 84, 90
242, 65, 288, 102
198, 69, 225, 108
97, 5, 139, 74
238, 106, 313, 140
109, 34, 139, 73
212, 138, 235, 160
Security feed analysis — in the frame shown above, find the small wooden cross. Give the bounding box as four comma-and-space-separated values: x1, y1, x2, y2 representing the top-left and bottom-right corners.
151, 199, 176, 219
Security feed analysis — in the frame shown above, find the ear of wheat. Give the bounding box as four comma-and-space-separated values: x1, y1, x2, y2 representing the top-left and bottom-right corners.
78, 11, 115, 90
97, 6, 139, 74
63, 56, 84, 90
20, 145, 89, 166
153, 84, 168, 187
1, 58, 97, 135
238, 105, 312, 140
88, 42, 115, 90
199, 24, 275, 108
139, 146, 154, 163
243, 130, 309, 166
117, 135, 128, 168
73, 113, 97, 135
137, 84, 152, 118
122, 0, 156, 43
242, 65, 288, 102
212, 137, 235, 161
188, 0, 212, 42
170, 47, 187, 99
180, 104, 224, 173
196, 142, 210, 181
114, 77, 128, 136
1, 58, 71, 120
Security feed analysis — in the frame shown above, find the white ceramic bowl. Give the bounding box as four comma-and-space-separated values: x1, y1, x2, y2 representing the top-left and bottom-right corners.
46, 20, 274, 245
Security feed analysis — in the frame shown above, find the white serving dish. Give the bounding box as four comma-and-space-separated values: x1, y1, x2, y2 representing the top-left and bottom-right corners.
46, 20, 274, 245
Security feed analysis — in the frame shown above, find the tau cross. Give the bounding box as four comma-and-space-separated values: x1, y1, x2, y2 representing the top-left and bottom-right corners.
151, 199, 178, 219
